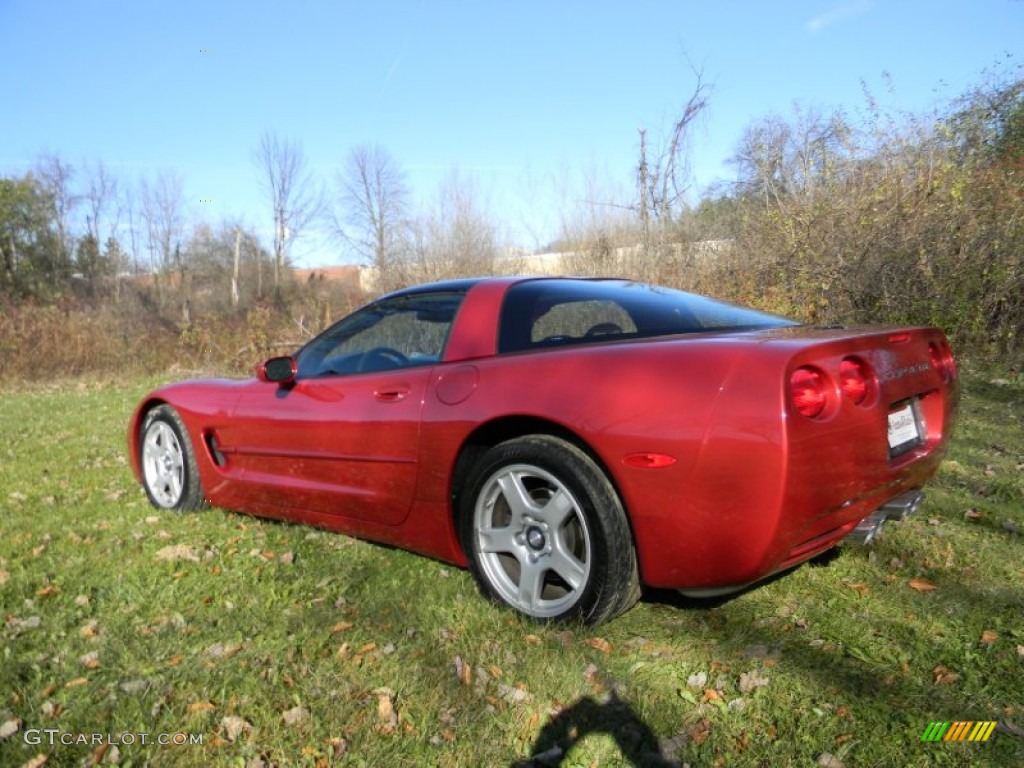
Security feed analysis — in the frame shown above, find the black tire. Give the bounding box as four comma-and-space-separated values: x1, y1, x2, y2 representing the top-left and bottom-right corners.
459, 435, 640, 624
139, 404, 207, 512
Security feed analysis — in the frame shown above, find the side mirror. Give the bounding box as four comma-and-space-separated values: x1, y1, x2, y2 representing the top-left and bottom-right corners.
257, 356, 297, 385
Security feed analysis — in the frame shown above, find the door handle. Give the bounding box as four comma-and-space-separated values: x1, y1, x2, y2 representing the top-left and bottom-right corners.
374, 386, 410, 402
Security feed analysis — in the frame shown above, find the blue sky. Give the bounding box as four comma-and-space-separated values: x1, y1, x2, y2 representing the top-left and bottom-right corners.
2, 0, 1022, 266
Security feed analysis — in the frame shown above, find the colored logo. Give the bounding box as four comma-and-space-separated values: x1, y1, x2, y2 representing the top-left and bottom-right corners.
921, 721, 997, 742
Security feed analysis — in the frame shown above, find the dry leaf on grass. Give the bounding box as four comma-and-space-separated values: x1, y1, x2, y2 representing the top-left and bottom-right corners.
908, 578, 938, 592
330, 621, 353, 634
220, 715, 253, 741
0, 718, 21, 740
374, 688, 398, 729
687, 718, 712, 745
980, 630, 998, 646
932, 665, 960, 685
738, 670, 770, 693
21, 755, 47, 768
585, 637, 612, 654
844, 581, 869, 597
188, 701, 216, 713
79, 651, 100, 669
282, 705, 309, 727
453, 656, 472, 686
155, 544, 200, 563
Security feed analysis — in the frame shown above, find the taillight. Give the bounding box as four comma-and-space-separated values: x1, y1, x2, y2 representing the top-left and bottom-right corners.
929, 341, 957, 383
839, 357, 873, 405
790, 366, 832, 419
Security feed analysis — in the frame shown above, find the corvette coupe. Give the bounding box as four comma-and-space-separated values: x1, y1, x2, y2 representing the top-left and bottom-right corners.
128, 276, 959, 624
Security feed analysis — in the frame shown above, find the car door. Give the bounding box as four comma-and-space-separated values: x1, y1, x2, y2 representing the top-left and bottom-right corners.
217, 291, 465, 526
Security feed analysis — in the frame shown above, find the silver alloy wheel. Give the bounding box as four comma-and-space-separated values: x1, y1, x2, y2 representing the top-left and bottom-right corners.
472, 463, 592, 618
142, 420, 186, 508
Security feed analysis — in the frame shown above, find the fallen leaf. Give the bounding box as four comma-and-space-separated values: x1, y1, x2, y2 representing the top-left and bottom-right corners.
738, 671, 770, 694
909, 578, 938, 592
980, 630, 998, 646
79, 651, 100, 669
0, 718, 21, 740
964, 509, 984, 521
687, 671, 708, 689
0, 569, 8, 586
282, 705, 309, 727
79, 620, 99, 639
374, 689, 398, 728
454, 656, 472, 686
155, 544, 200, 563
702, 688, 723, 702
818, 753, 844, 768
279, 551, 295, 564
498, 683, 531, 705
524, 634, 541, 646
166, 654, 185, 667
328, 737, 348, 758
1017, 645, 1024, 659
844, 581, 869, 597
932, 665, 960, 685
583, 663, 600, 684
21, 755, 47, 768
585, 637, 612, 654
220, 715, 252, 741
687, 718, 712, 745
119, 679, 150, 694
188, 701, 216, 713
64, 678, 88, 688
330, 621, 353, 634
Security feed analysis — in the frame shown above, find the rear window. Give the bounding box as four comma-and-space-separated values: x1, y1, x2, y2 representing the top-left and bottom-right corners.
498, 279, 796, 354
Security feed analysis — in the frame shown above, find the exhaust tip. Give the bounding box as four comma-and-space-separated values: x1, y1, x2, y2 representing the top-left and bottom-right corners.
881, 490, 925, 521
848, 514, 886, 545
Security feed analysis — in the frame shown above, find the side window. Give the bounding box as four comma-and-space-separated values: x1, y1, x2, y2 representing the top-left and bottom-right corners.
296, 292, 463, 378
531, 300, 637, 345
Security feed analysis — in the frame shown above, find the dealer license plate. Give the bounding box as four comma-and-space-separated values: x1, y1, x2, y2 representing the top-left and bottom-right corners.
887, 402, 921, 453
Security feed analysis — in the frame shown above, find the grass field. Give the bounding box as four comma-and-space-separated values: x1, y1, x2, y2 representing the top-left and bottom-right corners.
1, 367, 1022, 767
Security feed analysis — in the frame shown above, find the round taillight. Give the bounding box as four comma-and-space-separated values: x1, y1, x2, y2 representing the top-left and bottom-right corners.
790, 366, 830, 419
839, 357, 871, 405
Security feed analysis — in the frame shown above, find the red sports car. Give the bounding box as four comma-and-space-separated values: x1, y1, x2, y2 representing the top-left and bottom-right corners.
128, 277, 959, 624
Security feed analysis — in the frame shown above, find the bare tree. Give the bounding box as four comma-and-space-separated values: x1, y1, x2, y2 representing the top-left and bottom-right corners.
406, 170, 499, 287
636, 68, 712, 253
332, 144, 410, 275
139, 171, 185, 274
252, 132, 323, 291
35, 153, 77, 284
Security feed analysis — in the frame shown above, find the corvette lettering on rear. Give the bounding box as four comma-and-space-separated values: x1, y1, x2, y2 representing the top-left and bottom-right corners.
880, 362, 931, 382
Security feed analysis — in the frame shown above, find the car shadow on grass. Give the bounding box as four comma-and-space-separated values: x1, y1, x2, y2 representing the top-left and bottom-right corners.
510, 690, 680, 767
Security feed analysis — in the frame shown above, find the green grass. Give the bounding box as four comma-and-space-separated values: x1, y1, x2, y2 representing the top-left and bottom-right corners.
1, 369, 1021, 767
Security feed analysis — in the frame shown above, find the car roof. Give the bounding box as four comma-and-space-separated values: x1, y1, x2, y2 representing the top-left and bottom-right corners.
379, 275, 624, 301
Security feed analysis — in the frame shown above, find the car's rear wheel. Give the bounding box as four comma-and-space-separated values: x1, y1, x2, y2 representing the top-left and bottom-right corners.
460, 435, 640, 624
140, 405, 207, 512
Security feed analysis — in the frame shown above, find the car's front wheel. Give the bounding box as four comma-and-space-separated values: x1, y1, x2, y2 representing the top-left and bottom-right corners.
139, 404, 207, 512
460, 435, 640, 624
